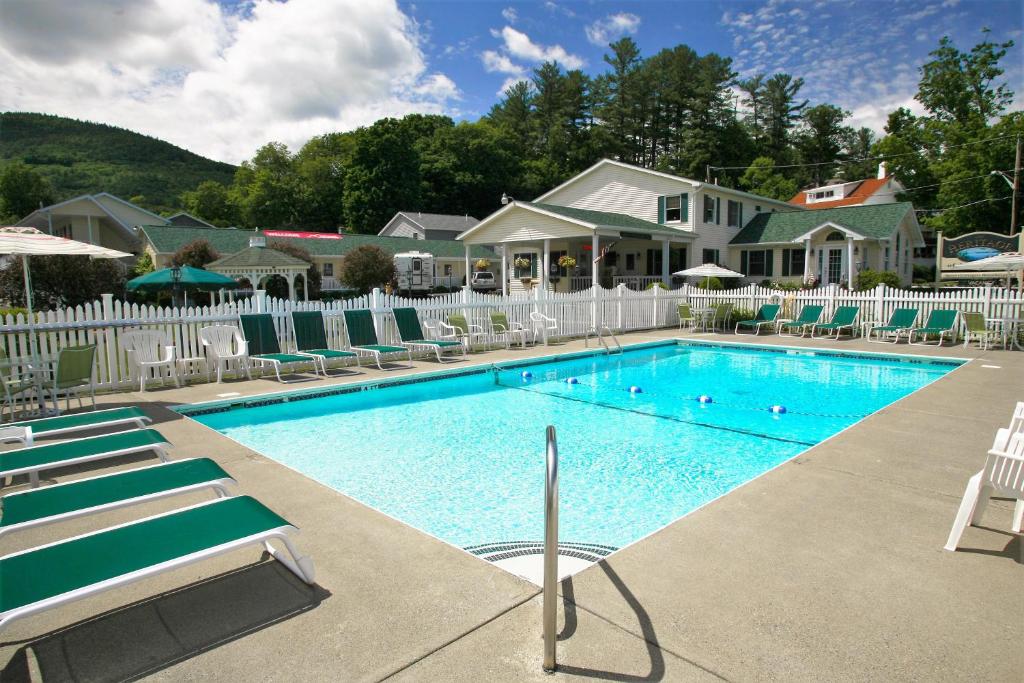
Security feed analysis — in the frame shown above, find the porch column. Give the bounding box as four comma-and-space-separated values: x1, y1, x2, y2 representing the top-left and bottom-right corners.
464, 243, 471, 290
661, 239, 670, 286
287, 273, 297, 301
591, 233, 600, 288
846, 237, 855, 289
500, 244, 508, 296
86, 215, 95, 244
46, 211, 53, 235
803, 238, 811, 282
542, 239, 550, 291
302, 273, 309, 301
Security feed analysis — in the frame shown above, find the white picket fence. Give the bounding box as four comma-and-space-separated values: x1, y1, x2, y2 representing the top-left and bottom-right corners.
1, 283, 1021, 390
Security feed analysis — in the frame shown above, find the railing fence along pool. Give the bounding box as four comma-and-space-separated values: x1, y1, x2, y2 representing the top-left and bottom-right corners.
1, 283, 1020, 389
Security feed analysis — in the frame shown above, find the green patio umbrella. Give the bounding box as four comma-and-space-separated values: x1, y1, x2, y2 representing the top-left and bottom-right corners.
127, 265, 239, 305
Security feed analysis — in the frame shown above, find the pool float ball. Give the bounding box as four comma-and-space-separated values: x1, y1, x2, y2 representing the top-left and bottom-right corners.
521, 371, 532, 380
769, 405, 787, 414
565, 377, 579, 385
629, 386, 643, 394
697, 395, 713, 404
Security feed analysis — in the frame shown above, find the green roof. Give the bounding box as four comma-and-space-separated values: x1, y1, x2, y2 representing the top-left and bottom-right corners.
526, 202, 689, 237
207, 246, 309, 270
730, 202, 913, 245
138, 225, 494, 259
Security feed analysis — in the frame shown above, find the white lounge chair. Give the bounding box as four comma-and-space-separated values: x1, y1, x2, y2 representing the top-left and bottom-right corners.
120, 329, 180, 392
945, 406, 1024, 551
530, 312, 558, 345
199, 324, 252, 382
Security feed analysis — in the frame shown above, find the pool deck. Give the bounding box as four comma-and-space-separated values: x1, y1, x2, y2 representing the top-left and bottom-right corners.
1, 330, 1021, 681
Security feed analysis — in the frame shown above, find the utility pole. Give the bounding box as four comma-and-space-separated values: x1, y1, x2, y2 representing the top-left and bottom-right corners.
1012, 134, 1021, 233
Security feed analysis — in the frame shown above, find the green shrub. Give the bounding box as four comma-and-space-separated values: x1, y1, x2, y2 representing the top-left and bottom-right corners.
912, 264, 936, 282
645, 281, 668, 290
696, 276, 723, 290
762, 278, 801, 291
854, 269, 902, 291
0, 306, 28, 319
730, 307, 755, 322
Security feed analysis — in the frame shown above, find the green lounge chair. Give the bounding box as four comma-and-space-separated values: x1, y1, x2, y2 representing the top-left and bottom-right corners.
0, 428, 171, 488
342, 309, 411, 370
393, 308, 465, 362
868, 308, 919, 343
810, 306, 860, 339
239, 314, 317, 382
488, 311, 528, 349
961, 311, 1001, 350
0, 495, 315, 634
291, 311, 358, 375
778, 305, 824, 337
0, 406, 152, 447
909, 309, 958, 346
0, 458, 233, 539
710, 303, 733, 331
734, 304, 781, 335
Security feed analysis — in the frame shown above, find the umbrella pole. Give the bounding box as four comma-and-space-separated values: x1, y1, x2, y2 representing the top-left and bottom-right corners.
21, 255, 47, 414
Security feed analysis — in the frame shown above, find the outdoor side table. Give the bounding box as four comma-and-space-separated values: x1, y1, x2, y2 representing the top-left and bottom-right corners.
177, 355, 210, 383
860, 320, 881, 339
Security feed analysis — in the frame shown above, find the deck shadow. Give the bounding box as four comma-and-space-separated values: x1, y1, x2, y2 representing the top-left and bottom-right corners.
1, 557, 329, 682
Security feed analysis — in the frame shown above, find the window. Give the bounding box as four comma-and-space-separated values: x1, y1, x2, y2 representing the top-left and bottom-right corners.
322, 262, 334, 277
727, 200, 741, 228
56, 223, 72, 239
755, 205, 762, 212
703, 195, 715, 222
740, 249, 773, 277
702, 248, 720, 265
825, 231, 845, 241
895, 232, 901, 269
781, 249, 805, 277
550, 250, 568, 277
665, 195, 681, 222
513, 253, 537, 278
645, 249, 662, 276
884, 246, 890, 271
444, 264, 453, 276
625, 253, 636, 272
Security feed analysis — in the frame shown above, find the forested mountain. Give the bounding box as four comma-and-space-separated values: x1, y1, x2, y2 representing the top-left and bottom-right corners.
0, 113, 236, 213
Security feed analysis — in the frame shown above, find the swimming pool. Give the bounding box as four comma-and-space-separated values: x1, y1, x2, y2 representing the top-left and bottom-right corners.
184, 341, 961, 561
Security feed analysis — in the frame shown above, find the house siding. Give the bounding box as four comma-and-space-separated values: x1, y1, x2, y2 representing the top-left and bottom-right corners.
381, 218, 422, 239
467, 208, 593, 243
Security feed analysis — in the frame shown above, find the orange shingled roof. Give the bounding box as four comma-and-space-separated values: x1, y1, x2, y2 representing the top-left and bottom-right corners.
788, 177, 891, 209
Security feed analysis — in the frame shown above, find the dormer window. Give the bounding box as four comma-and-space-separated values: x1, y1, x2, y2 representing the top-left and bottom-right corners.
812, 190, 835, 200
665, 195, 681, 222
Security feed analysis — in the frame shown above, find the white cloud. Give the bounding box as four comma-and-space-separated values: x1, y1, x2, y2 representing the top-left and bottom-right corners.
585, 12, 641, 46
481, 50, 523, 75
0, 0, 459, 163
501, 7, 517, 23
498, 26, 584, 69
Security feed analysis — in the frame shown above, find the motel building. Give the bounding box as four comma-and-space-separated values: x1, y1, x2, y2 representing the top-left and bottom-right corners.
457, 159, 925, 294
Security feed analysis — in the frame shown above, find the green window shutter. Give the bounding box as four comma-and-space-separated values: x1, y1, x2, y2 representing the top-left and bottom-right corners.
657, 196, 665, 223
765, 249, 774, 277
740, 250, 748, 274
680, 193, 689, 222
781, 249, 791, 276
532, 256, 539, 278
738, 203, 743, 227
715, 197, 721, 224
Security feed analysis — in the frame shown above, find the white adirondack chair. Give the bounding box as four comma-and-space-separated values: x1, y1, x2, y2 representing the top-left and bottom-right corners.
945, 405, 1024, 551
199, 325, 251, 383
120, 330, 179, 392
529, 311, 558, 345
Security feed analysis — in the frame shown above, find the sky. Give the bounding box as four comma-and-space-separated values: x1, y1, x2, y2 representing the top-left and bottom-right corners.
0, 0, 1021, 165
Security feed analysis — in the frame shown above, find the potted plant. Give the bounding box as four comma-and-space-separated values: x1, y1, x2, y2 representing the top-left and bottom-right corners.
474, 258, 491, 272
557, 255, 577, 270
514, 257, 533, 289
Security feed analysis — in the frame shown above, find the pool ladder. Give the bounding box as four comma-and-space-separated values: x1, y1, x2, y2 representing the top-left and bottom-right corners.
584, 324, 622, 354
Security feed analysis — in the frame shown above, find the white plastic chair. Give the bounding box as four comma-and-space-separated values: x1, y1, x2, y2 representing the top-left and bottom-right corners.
120, 330, 179, 392
199, 325, 251, 383
945, 404, 1024, 551
529, 311, 558, 345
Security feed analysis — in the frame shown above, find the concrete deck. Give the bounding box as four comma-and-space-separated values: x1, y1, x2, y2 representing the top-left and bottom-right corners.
1, 331, 1021, 681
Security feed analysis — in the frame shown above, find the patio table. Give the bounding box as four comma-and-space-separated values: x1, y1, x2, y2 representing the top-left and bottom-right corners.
987, 317, 1024, 351
0, 355, 59, 416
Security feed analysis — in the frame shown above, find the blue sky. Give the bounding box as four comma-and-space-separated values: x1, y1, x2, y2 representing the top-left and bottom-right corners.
1, 0, 1020, 163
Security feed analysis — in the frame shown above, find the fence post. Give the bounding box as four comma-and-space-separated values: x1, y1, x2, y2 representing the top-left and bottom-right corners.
616, 283, 625, 330
370, 287, 382, 336
652, 284, 659, 328
748, 284, 756, 313
255, 289, 267, 314
875, 284, 886, 323
982, 284, 992, 318
101, 293, 117, 388
827, 283, 837, 315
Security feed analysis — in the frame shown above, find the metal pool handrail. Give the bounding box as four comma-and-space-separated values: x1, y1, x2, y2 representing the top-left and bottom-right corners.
543, 425, 559, 672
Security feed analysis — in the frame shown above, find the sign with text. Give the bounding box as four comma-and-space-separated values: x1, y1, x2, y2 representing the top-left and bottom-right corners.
262, 230, 343, 240
938, 230, 1023, 278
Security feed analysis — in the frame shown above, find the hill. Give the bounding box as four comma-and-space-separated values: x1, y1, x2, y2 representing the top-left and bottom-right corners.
0, 112, 237, 213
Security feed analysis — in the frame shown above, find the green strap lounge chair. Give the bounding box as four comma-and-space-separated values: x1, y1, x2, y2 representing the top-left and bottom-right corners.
239, 314, 317, 382
734, 304, 781, 335
291, 311, 358, 375
961, 311, 1001, 350
778, 305, 824, 337
489, 311, 528, 349
0, 406, 152, 447
0, 428, 171, 488
868, 308, 919, 343
810, 306, 860, 339
909, 309, 958, 346
342, 309, 411, 370
0, 458, 234, 539
0, 495, 315, 634
710, 303, 733, 331
393, 308, 465, 362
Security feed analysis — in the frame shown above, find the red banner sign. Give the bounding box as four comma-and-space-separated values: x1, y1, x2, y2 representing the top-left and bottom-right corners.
262, 230, 343, 240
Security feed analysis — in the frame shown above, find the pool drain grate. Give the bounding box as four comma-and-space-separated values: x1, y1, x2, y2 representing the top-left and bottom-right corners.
465, 540, 618, 564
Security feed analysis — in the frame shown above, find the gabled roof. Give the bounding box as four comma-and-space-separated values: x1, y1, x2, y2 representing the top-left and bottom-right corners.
388, 212, 479, 232
730, 202, 917, 245
139, 224, 494, 259
15, 192, 168, 242
788, 177, 891, 208
167, 212, 215, 228
207, 246, 310, 270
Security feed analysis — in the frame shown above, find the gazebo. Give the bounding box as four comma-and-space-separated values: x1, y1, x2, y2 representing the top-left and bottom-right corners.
207, 236, 311, 301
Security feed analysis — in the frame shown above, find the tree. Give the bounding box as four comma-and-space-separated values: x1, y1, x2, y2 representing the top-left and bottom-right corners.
267, 240, 321, 299
338, 245, 396, 294
762, 74, 808, 162
0, 161, 55, 222
343, 119, 421, 233
172, 239, 220, 268
795, 104, 851, 185
232, 142, 299, 228
131, 251, 155, 278
292, 132, 354, 231
916, 31, 1015, 126
739, 157, 799, 201
0, 256, 127, 309
737, 73, 768, 147
180, 180, 237, 227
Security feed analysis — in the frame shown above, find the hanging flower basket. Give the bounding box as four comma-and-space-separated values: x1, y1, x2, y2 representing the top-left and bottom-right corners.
557, 255, 577, 269
514, 257, 531, 270
474, 258, 491, 271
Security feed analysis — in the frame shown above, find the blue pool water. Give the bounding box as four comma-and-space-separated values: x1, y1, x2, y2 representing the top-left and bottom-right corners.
189, 342, 959, 551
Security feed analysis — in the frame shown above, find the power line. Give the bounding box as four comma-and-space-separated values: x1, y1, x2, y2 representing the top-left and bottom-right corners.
708, 134, 1019, 171
915, 195, 1012, 214
870, 170, 1014, 197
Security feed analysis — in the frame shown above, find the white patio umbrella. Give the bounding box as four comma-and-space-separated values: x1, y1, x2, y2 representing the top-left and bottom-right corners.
952, 252, 1024, 291
0, 227, 132, 395
673, 263, 744, 288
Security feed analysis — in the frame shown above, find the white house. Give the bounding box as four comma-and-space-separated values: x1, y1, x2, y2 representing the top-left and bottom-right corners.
379, 212, 479, 241
788, 164, 904, 209
15, 193, 169, 254
457, 159, 923, 292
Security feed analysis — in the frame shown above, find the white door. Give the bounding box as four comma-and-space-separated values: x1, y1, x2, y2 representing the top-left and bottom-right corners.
819, 247, 845, 284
